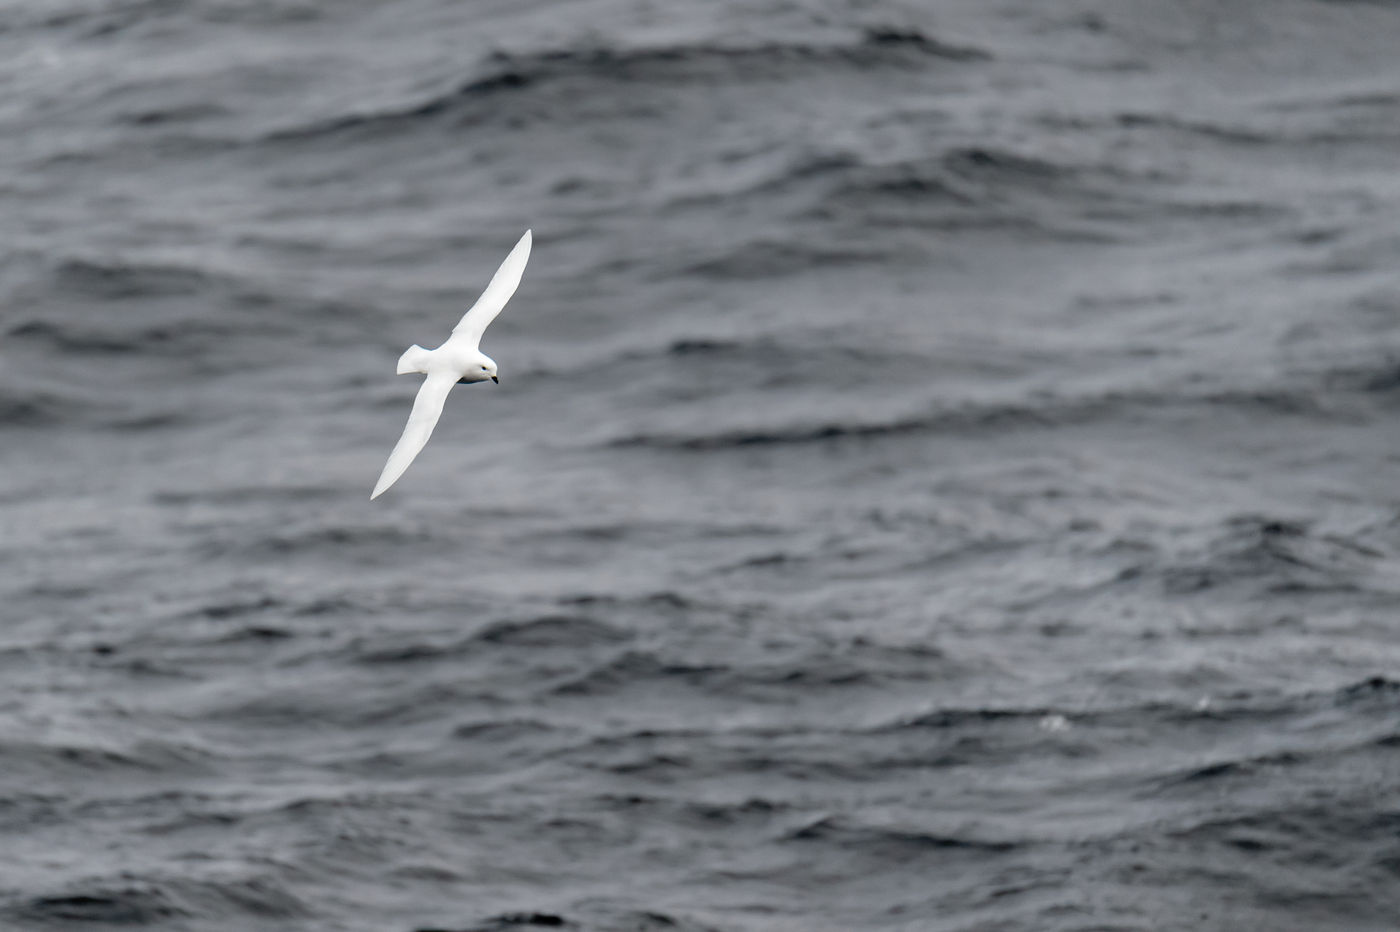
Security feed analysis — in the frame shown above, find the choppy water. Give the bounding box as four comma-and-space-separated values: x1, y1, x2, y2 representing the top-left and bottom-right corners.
4, 1, 1400, 930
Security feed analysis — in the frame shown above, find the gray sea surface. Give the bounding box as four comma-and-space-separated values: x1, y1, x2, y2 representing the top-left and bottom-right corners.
3, 1, 1400, 930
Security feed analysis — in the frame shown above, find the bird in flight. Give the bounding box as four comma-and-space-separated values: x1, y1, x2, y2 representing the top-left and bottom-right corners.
371, 229, 532, 499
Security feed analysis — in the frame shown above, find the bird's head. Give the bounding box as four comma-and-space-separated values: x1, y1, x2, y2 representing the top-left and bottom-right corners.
477, 354, 499, 384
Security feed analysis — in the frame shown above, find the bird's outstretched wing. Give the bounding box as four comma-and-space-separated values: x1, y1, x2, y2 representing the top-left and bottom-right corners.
371, 371, 457, 499
449, 229, 532, 349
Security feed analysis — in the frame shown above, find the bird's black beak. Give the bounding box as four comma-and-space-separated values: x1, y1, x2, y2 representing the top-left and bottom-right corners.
491, 375, 499, 384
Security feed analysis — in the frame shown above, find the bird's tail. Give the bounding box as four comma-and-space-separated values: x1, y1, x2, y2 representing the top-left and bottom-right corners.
396, 344, 432, 375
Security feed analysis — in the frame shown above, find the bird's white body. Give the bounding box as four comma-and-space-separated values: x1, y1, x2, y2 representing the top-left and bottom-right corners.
371, 229, 532, 499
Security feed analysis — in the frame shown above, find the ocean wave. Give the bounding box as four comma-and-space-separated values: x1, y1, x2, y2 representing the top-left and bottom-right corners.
604, 379, 1355, 451
550, 648, 951, 707
151, 485, 344, 507
471, 26, 988, 85
679, 239, 887, 278
658, 142, 1122, 248
3, 256, 313, 371
212, 623, 294, 644
7, 0, 323, 38
0, 736, 216, 779
6, 317, 243, 361
474, 614, 631, 649
882, 676, 1400, 740
1334, 675, 1400, 706
222, 523, 437, 559
894, 706, 1060, 730
785, 815, 1016, 857
422, 905, 713, 932
352, 614, 630, 665
25, 252, 343, 325
660, 137, 1270, 259
420, 912, 570, 931
604, 395, 1104, 450
115, 101, 231, 127
1106, 111, 1277, 146
0, 379, 86, 427
1317, 355, 1400, 399
1167, 802, 1400, 864
46, 256, 212, 299
1261, 88, 1400, 142
190, 681, 479, 729
822, 137, 1285, 240
12, 887, 189, 926
259, 28, 988, 145
811, 144, 1129, 236
1158, 749, 1308, 788
551, 650, 725, 698
450, 719, 558, 743
11, 873, 310, 926
0, 378, 190, 432
1157, 514, 1384, 598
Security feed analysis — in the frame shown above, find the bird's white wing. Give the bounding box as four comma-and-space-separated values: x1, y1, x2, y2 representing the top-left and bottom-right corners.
449, 229, 532, 349
371, 371, 458, 499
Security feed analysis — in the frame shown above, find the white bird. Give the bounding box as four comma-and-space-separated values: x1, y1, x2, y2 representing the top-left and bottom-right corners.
371, 229, 532, 500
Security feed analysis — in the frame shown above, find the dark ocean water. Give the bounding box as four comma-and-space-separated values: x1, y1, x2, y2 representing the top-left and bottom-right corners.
4, 1, 1400, 929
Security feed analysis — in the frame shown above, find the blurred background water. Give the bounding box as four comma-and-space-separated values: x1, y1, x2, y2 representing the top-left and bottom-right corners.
3, 1, 1400, 930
